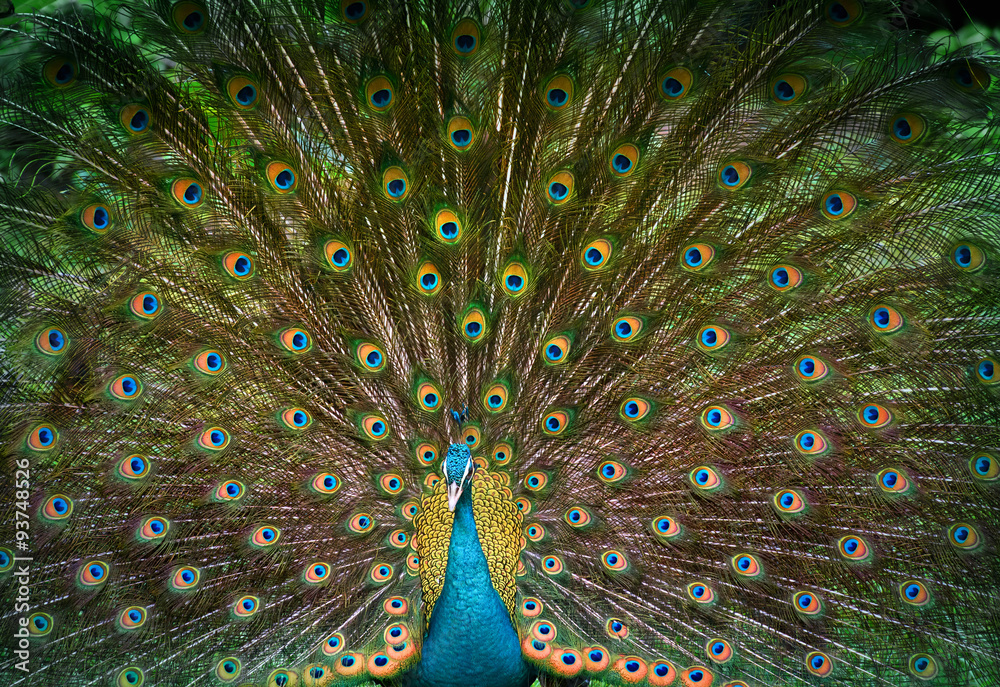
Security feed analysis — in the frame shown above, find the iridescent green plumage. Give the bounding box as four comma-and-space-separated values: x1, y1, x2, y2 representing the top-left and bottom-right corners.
1, 0, 999, 685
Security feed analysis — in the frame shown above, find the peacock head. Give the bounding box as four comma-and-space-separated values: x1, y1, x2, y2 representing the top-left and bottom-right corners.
442, 443, 475, 511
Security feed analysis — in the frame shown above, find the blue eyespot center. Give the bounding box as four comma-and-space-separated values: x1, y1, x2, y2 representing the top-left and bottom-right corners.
590, 650, 603, 661
721, 165, 740, 186
774, 79, 794, 100
387, 179, 406, 197
799, 594, 812, 607
143, 295, 158, 314
799, 358, 814, 375
828, 3, 848, 21
345, 2, 365, 19
150, 520, 163, 533
701, 328, 717, 345
333, 248, 350, 266
781, 493, 794, 507
227, 483, 239, 495
129, 610, 142, 621
712, 642, 725, 655
616, 321, 632, 337
374, 655, 388, 667
53, 498, 67, 513
662, 77, 684, 96
696, 469, 709, 484
236, 85, 256, 106
585, 247, 604, 265
883, 472, 898, 487
547, 88, 568, 106
341, 656, 355, 667
844, 538, 858, 553
800, 433, 815, 449
613, 154, 632, 173
55, 62, 74, 83
181, 570, 194, 583
689, 669, 704, 681
611, 621, 623, 632
772, 267, 789, 286
546, 417, 560, 431
506, 274, 523, 291
89, 564, 104, 578
812, 654, 826, 669
455, 34, 476, 52
548, 182, 568, 200
92, 206, 109, 228
655, 664, 669, 676
183, 11, 203, 30
915, 658, 929, 671
979, 360, 995, 380
626, 660, 640, 672
440, 221, 459, 238
546, 344, 563, 360
955, 245, 972, 266
738, 557, 750, 570
183, 183, 202, 205
465, 321, 482, 336
685, 247, 703, 266
562, 653, 576, 665
451, 129, 472, 146
130, 110, 149, 131
371, 89, 391, 107
955, 526, 969, 542
421, 273, 438, 289
825, 193, 844, 215
893, 117, 912, 139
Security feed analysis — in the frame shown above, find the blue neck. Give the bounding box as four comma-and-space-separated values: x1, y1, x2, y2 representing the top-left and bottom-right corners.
407, 489, 533, 687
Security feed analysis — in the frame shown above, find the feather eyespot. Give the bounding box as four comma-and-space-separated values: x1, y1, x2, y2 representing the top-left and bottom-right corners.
216, 658, 241, 682
541, 555, 564, 575
598, 460, 627, 483
821, 191, 857, 220
524, 471, 548, 491
27, 424, 58, 451
35, 327, 68, 356
706, 639, 733, 664
434, 208, 462, 243
461, 424, 481, 448
26, 612, 53, 637
697, 325, 729, 351
794, 355, 828, 382
838, 535, 872, 561
278, 327, 312, 353
384, 596, 408, 615
523, 637, 552, 660
79, 560, 109, 586
653, 516, 681, 539
406, 553, 420, 574
447, 116, 475, 151
461, 306, 487, 342
769, 264, 803, 291
890, 113, 926, 144
324, 240, 353, 271
515, 497, 532, 514
899, 580, 930, 606
304, 562, 330, 584
171, 566, 200, 590
119, 606, 147, 630
416, 382, 442, 412
401, 500, 419, 520
601, 550, 628, 572
483, 382, 509, 413
948, 522, 981, 550
612, 315, 644, 342
530, 620, 556, 642
451, 19, 480, 56
613, 656, 647, 681
130, 291, 162, 319
215, 479, 245, 501
193, 349, 225, 375
773, 489, 806, 514
279, 408, 311, 430
659, 66, 693, 100
415, 442, 437, 466
951, 242, 986, 271
138, 516, 169, 541
610, 144, 639, 177
620, 398, 652, 422
546, 171, 574, 204
909, 653, 938, 679
550, 648, 584, 676
492, 442, 513, 465
119, 104, 151, 135
700, 405, 734, 430
171, 1, 207, 33
681, 666, 713, 685
690, 466, 722, 491
731, 553, 762, 578
584, 647, 610, 672
43, 57, 77, 88
379, 473, 404, 495
171, 178, 204, 208
793, 590, 823, 616
681, 243, 715, 271
384, 622, 410, 644
388, 529, 408, 548
234, 595, 259, 617
794, 430, 829, 456
370, 563, 393, 583
109, 374, 142, 400
521, 598, 543, 617
383, 166, 408, 200
858, 403, 892, 428
952, 62, 991, 91
265, 161, 296, 193
227, 76, 259, 109
501, 262, 528, 296
605, 617, 628, 639
771, 73, 807, 103
826, 0, 862, 25
366, 76, 394, 111
806, 651, 833, 677
544, 74, 574, 110
353, 342, 386, 372
197, 426, 230, 451
582, 239, 612, 270
869, 304, 903, 333
81, 203, 112, 234
541, 410, 569, 436
649, 660, 677, 686
250, 525, 280, 547
311, 472, 340, 494
41, 494, 72, 520
718, 162, 751, 189
323, 632, 346, 654
687, 582, 715, 604
970, 453, 999, 481
348, 513, 375, 534
525, 523, 545, 541
341, 0, 369, 23
541, 334, 571, 364
116, 667, 144, 687
976, 358, 998, 385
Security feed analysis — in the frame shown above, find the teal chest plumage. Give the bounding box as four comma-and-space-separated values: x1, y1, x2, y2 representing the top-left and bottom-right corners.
406, 490, 533, 687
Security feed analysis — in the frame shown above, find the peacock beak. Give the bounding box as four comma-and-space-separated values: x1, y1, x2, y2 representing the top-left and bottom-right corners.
447, 482, 463, 512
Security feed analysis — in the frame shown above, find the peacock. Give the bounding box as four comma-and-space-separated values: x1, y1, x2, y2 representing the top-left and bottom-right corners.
1, 0, 999, 685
